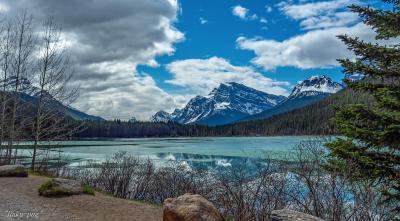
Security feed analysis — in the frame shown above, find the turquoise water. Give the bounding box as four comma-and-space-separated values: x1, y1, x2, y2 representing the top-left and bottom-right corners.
17, 136, 319, 169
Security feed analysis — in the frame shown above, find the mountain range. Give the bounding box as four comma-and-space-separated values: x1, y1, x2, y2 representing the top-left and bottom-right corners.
152, 82, 286, 126
151, 75, 344, 126
1, 77, 103, 121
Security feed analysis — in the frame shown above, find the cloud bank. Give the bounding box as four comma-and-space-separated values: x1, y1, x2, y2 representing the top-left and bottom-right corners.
1, 0, 184, 119
236, 0, 394, 70
278, 0, 359, 30
166, 57, 290, 96
237, 23, 376, 70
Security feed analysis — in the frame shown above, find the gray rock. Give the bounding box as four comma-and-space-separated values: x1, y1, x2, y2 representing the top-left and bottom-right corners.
163, 193, 224, 221
52, 178, 83, 193
0, 165, 28, 177
271, 209, 324, 221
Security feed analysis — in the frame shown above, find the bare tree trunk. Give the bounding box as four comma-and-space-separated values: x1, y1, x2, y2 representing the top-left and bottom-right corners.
30, 17, 79, 171
7, 12, 34, 165
0, 23, 14, 164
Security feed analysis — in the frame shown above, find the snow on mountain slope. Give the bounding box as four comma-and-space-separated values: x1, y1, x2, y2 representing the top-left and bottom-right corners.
150, 111, 172, 122
241, 75, 344, 122
152, 82, 286, 125
151, 76, 344, 125
289, 75, 344, 99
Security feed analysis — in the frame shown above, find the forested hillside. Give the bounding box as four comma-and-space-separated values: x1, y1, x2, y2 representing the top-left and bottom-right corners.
217, 88, 374, 136
76, 88, 373, 138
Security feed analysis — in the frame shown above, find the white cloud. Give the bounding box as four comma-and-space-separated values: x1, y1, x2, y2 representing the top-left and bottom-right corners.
236, 23, 377, 70
232, 5, 249, 19
299, 11, 359, 30
250, 14, 258, 20
236, 0, 396, 70
260, 18, 268, 24
278, 0, 359, 29
279, 0, 353, 19
266, 5, 273, 13
200, 17, 208, 24
232, 5, 258, 21
165, 57, 290, 96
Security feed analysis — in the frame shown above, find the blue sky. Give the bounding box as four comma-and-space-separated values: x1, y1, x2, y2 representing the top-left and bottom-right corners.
2, 0, 385, 119
138, 0, 348, 94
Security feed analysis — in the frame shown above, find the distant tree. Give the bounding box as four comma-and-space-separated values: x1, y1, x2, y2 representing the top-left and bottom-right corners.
326, 0, 400, 207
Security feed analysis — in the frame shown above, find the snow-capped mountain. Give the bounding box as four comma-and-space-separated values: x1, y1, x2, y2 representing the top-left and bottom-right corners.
289, 75, 344, 99
150, 111, 172, 123
242, 75, 344, 122
151, 82, 286, 126
0, 76, 103, 121
170, 109, 183, 119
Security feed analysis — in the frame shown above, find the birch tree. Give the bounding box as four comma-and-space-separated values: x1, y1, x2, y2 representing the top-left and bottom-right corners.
4, 12, 35, 164
30, 17, 79, 170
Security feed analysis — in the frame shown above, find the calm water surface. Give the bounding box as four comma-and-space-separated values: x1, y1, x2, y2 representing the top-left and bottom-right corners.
19, 136, 320, 169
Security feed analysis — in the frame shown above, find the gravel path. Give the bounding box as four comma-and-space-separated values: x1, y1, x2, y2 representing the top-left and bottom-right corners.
0, 176, 162, 221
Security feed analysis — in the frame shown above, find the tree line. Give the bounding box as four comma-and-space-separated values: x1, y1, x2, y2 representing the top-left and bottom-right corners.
75, 88, 373, 138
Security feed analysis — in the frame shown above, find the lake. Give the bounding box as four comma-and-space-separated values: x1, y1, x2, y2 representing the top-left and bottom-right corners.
17, 136, 321, 170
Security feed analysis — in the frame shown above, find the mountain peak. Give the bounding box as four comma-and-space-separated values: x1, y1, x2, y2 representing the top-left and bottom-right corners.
289, 75, 344, 98
210, 82, 241, 92
154, 82, 286, 125
150, 110, 172, 122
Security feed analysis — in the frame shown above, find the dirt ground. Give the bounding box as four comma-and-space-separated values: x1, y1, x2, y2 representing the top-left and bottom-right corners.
0, 175, 163, 221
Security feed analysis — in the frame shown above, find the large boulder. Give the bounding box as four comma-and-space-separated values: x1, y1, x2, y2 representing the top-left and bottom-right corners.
38, 178, 94, 197
0, 165, 28, 177
163, 193, 223, 221
271, 209, 324, 221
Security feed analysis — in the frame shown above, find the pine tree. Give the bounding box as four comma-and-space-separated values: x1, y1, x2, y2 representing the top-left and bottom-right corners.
326, 0, 400, 206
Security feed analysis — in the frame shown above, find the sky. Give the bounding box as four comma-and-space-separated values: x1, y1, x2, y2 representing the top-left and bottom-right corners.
0, 0, 386, 120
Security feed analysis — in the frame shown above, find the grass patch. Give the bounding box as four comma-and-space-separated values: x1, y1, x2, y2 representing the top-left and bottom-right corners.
81, 183, 95, 195
38, 179, 73, 197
